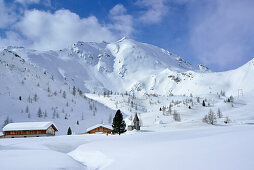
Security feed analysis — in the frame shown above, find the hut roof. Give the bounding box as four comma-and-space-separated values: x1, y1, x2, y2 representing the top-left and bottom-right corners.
86, 124, 112, 132
3, 122, 58, 131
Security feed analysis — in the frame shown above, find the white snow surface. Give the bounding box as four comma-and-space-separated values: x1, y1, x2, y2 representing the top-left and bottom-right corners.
0, 125, 254, 170
3, 121, 56, 131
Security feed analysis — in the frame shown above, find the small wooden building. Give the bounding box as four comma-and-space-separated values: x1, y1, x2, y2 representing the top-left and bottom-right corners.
2, 122, 58, 138
86, 124, 113, 134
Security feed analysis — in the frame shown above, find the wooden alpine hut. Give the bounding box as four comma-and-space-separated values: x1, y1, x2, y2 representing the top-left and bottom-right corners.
2, 122, 58, 138
85, 124, 113, 134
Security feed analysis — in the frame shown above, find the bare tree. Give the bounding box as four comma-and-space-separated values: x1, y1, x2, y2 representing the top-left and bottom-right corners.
203, 109, 217, 125
173, 110, 181, 122
217, 108, 223, 118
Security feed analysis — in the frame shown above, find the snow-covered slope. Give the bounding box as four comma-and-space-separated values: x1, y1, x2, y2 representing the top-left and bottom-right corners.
1, 38, 254, 134
8, 38, 205, 94
8, 37, 254, 96
0, 49, 116, 135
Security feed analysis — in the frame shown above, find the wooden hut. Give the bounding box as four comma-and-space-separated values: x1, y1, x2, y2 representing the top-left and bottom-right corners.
86, 124, 113, 134
2, 122, 58, 138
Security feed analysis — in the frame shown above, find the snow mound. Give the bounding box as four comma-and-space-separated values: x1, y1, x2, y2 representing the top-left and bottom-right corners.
69, 149, 113, 169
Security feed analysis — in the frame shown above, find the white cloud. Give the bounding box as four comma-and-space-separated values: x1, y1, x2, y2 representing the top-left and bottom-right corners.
15, 0, 51, 7
14, 9, 117, 50
189, 0, 254, 69
15, 0, 40, 5
108, 4, 134, 36
0, 0, 18, 28
0, 31, 27, 48
109, 4, 127, 16
136, 0, 169, 24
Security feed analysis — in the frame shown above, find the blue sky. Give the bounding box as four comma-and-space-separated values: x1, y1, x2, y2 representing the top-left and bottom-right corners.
0, 0, 254, 71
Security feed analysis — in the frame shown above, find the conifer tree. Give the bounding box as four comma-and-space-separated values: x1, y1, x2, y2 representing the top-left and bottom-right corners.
63, 91, 66, 98
202, 100, 206, 107
34, 93, 38, 102
112, 109, 126, 135
37, 107, 42, 118
72, 86, 76, 96
67, 127, 72, 135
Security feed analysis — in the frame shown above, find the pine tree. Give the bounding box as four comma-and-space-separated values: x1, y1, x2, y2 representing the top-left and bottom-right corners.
202, 100, 206, 107
34, 93, 38, 102
44, 110, 48, 118
37, 107, 42, 118
112, 109, 126, 135
63, 91, 66, 99
67, 127, 72, 135
72, 86, 76, 96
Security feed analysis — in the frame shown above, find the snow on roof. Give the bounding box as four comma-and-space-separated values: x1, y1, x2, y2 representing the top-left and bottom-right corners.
86, 124, 113, 132
0, 131, 3, 136
2, 122, 57, 131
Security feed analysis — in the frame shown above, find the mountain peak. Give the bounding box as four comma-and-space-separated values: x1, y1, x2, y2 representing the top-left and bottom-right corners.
198, 64, 210, 72
117, 36, 127, 42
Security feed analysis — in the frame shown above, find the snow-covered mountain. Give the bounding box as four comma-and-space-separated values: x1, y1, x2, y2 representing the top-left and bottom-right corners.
1, 37, 254, 134
5, 37, 207, 93
6, 37, 254, 96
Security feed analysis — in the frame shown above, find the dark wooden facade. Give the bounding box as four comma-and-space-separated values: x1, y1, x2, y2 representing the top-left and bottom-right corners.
3, 124, 58, 138
86, 126, 113, 134
4, 130, 46, 136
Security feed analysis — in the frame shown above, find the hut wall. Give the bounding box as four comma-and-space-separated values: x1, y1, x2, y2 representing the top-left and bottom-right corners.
87, 127, 113, 134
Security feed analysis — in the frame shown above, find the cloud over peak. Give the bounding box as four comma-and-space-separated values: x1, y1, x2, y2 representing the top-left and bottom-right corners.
14, 9, 116, 50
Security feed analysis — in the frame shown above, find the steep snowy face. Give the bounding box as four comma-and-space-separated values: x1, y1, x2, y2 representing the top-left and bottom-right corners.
7, 38, 200, 94
71, 41, 107, 66
107, 38, 196, 78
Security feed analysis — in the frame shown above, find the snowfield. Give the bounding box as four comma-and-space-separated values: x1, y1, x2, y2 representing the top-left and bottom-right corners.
0, 125, 254, 170
1, 38, 254, 170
